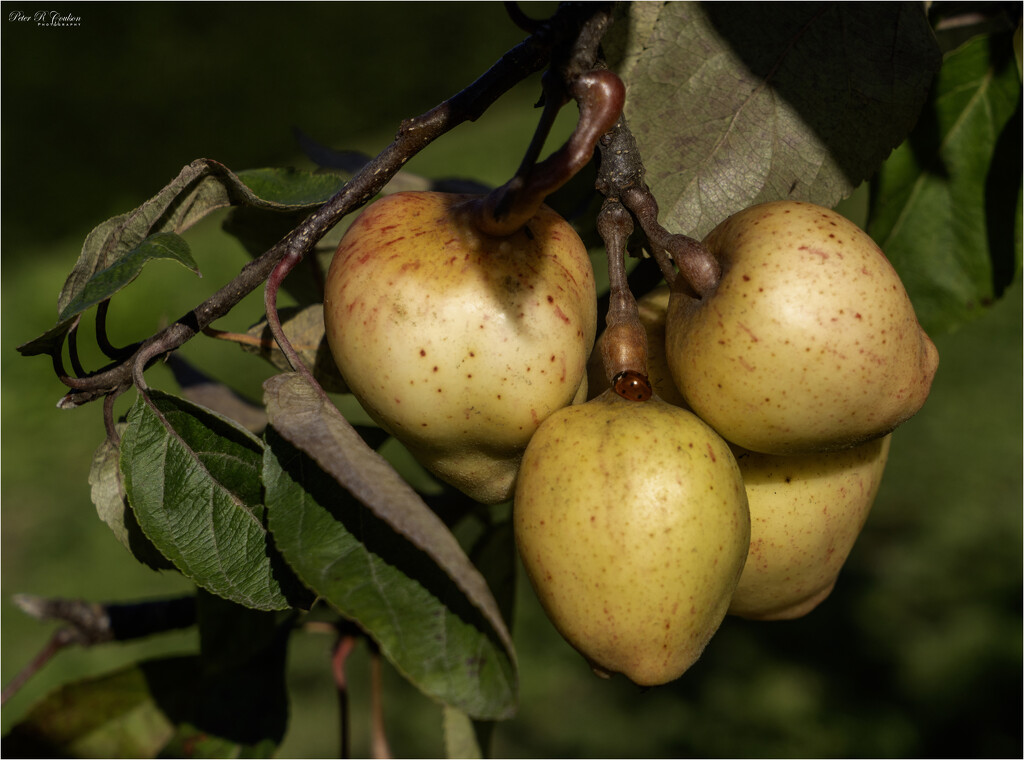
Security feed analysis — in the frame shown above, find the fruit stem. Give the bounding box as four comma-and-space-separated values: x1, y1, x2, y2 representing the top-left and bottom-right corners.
473, 69, 626, 237
264, 252, 330, 400
597, 198, 653, 402
621, 185, 721, 299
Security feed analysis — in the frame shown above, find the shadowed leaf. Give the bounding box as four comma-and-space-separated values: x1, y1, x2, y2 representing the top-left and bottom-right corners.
89, 431, 175, 571
610, 2, 941, 238
868, 32, 1023, 333
262, 372, 517, 719
166, 353, 269, 433
19, 160, 347, 357
58, 232, 198, 322
120, 390, 305, 611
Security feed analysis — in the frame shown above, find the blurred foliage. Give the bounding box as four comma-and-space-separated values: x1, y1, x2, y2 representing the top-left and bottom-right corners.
2, 3, 1021, 759
0, 3, 547, 253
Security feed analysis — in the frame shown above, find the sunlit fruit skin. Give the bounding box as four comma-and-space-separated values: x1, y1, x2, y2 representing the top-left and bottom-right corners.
324, 191, 597, 505
666, 201, 939, 455
514, 390, 750, 687
728, 435, 891, 620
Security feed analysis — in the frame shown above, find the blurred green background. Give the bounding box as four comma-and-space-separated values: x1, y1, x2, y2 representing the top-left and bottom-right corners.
2, 4, 1021, 758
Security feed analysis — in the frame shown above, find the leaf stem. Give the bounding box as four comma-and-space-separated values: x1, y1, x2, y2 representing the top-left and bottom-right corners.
370, 644, 392, 760
96, 299, 141, 361
264, 254, 315, 386
331, 634, 359, 760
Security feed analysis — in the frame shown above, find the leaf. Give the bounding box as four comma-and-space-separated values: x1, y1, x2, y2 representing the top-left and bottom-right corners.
610, 2, 941, 239
166, 353, 269, 433
89, 431, 175, 571
443, 705, 486, 759
19, 160, 346, 359
240, 305, 349, 393
162, 590, 291, 757
120, 389, 305, 611
868, 32, 1023, 333
58, 232, 199, 322
262, 372, 517, 720
233, 166, 346, 207
2, 649, 286, 759
1, 659, 183, 758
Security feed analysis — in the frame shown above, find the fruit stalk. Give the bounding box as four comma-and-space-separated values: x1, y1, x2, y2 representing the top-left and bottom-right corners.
595, 198, 652, 401
474, 69, 626, 237
621, 184, 721, 299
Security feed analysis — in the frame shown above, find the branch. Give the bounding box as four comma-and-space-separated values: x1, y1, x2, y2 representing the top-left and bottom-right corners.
3, 594, 197, 705
596, 114, 722, 298
55, 3, 610, 409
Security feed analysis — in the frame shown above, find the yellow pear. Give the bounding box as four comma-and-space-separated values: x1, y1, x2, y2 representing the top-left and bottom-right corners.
728, 435, 891, 620
324, 191, 597, 504
666, 201, 938, 455
590, 284, 892, 620
514, 390, 750, 686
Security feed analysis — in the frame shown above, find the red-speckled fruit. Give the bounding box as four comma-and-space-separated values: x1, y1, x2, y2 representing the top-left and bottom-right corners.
728, 435, 891, 620
514, 389, 749, 686
323, 191, 596, 504
666, 201, 938, 455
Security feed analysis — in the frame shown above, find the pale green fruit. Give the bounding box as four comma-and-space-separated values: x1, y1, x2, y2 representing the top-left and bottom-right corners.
587, 285, 687, 408
514, 390, 750, 686
728, 435, 891, 620
324, 191, 597, 504
666, 201, 938, 455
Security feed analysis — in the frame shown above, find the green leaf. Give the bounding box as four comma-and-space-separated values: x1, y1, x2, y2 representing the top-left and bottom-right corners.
120, 389, 304, 611
868, 32, 1023, 333
1, 659, 183, 758
158, 591, 291, 757
234, 166, 346, 207
57, 232, 198, 322
609, 2, 941, 239
20, 160, 347, 359
262, 372, 517, 720
89, 431, 175, 571
2, 647, 286, 759
443, 705, 486, 759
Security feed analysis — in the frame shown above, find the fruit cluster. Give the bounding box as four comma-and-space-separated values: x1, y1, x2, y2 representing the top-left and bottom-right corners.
324, 192, 938, 687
